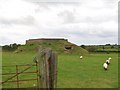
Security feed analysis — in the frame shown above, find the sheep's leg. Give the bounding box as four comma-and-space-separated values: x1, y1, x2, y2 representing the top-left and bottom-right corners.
104, 67, 107, 71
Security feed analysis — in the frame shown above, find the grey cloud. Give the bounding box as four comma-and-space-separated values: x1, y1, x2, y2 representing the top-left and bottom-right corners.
57, 9, 117, 25
59, 30, 117, 45
103, 0, 118, 4
97, 31, 118, 38
0, 36, 13, 45
59, 30, 116, 39
33, 3, 80, 13
0, 16, 35, 25
45, 23, 117, 39
80, 15, 117, 24
24, 0, 81, 10
0, 0, 118, 45
34, 4, 51, 13
24, 0, 82, 3
57, 10, 76, 24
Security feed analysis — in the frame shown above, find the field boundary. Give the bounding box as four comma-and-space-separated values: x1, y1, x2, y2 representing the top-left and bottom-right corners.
0, 64, 39, 88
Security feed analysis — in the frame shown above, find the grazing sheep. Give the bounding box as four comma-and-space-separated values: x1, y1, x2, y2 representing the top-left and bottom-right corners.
108, 57, 112, 60
80, 56, 83, 59
106, 59, 110, 65
103, 62, 108, 71
106, 57, 111, 65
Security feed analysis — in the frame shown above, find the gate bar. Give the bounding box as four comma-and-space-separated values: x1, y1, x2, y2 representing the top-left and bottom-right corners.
0, 65, 33, 85
16, 65, 19, 88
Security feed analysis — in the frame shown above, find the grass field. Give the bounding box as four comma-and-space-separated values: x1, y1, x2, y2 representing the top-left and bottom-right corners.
1, 52, 118, 88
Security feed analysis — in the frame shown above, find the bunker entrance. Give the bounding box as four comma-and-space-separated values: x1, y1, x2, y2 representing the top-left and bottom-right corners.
65, 45, 73, 50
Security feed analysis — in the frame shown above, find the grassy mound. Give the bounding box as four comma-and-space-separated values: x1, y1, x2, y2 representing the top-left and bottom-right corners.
16, 40, 88, 55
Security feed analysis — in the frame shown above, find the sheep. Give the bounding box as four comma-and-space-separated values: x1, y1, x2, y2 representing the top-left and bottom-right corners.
108, 57, 112, 60
80, 56, 83, 59
103, 57, 112, 71
106, 59, 110, 65
103, 62, 108, 71
106, 57, 111, 65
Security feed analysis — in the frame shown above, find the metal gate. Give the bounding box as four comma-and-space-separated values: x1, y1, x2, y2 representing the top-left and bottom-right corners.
0, 48, 57, 89
1, 64, 39, 89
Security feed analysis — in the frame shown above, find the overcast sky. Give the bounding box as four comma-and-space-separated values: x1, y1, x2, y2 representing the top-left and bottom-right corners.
0, 0, 119, 46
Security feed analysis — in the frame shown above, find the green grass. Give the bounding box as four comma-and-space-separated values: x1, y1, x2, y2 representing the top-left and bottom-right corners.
17, 40, 88, 55
57, 54, 118, 88
2, 52, 37, 88
1, 52, 118, 88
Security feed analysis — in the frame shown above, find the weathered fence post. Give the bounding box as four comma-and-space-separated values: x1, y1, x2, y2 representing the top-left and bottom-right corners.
34, 48, 57, 89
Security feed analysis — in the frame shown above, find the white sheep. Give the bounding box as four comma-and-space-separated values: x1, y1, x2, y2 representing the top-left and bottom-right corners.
106, 59, 110, 65
80, 56, 83, 59
106, 57, 111, 65
108, 57, 112, 60
103, 62, 108, 70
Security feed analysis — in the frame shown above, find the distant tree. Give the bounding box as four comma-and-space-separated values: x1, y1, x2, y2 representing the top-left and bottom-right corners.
105, 44, 111, 46
2, 43, 21, 51
3, 45, 11, 51
80, 45, 86, 49
17, 44, 21, 46
12, 43, 18, 49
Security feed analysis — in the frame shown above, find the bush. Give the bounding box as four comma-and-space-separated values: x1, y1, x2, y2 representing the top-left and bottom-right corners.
80, 45, 86, 49
2, 43, 21, 51
86, 47, 97, 52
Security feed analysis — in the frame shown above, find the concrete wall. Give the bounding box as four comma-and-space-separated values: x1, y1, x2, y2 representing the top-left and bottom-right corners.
26, 38, 68, 44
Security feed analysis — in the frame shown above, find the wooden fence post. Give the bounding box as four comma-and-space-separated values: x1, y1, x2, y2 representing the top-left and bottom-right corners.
34, 48, 57, 89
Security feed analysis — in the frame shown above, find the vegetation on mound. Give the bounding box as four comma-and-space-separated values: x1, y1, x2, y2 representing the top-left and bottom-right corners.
16, 40, 88, 55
